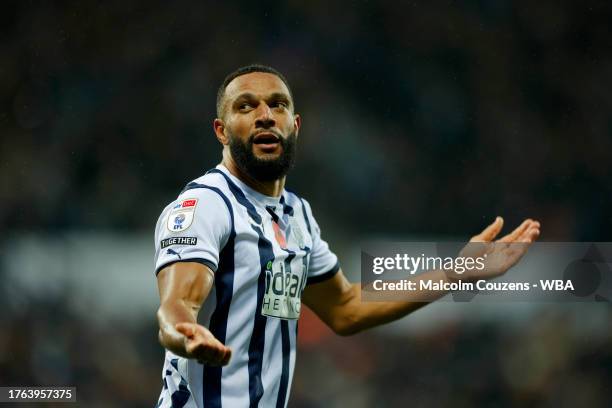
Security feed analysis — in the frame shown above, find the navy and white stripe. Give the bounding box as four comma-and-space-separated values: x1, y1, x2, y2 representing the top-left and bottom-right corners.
153, 165, 339, 407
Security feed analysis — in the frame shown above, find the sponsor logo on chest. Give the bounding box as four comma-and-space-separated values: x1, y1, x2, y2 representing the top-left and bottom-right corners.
261, 258, 308, 320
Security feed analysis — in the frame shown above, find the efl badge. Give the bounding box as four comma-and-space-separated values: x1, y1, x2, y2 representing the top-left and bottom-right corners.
166, 198, 198, 232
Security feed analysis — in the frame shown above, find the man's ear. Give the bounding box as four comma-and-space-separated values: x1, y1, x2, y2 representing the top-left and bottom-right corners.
293, 113, 301, 137
213, 119, 229, 145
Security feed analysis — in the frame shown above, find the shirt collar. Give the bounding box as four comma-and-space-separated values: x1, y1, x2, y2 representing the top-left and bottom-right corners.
216, 164, 283, 208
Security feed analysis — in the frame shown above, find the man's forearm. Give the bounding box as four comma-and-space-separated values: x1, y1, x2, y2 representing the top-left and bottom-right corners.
348, 269, 454, 334
157, 300, 197, 357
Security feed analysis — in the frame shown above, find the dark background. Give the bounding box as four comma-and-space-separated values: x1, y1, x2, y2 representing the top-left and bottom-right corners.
1, 1, 611, 407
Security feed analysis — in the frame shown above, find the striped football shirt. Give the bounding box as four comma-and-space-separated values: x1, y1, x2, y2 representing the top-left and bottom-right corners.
154, 164, 339, 408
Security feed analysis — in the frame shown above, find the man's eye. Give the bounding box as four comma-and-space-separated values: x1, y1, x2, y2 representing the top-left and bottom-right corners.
239, 103, 252, 110
272, 101, 287, 109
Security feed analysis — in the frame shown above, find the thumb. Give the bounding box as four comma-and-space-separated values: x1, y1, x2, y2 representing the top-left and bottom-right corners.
473, 216, 504, 242
175, 322, 195, 338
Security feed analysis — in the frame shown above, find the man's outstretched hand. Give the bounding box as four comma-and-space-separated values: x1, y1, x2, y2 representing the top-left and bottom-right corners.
457, 217, 541, 281
175, 322, 232, 366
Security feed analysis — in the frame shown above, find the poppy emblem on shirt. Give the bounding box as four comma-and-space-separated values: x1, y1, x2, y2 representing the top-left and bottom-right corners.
272, 221, 287, 249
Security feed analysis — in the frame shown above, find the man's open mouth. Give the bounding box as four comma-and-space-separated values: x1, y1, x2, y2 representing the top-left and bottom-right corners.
252, 132, 282, 152
253, 132, 281, 144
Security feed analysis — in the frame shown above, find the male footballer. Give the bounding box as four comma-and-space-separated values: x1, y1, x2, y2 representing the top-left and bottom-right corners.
154, 64, 541, 407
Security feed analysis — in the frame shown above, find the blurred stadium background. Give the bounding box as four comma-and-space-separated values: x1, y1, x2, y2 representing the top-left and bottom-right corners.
1, 1, 611, 406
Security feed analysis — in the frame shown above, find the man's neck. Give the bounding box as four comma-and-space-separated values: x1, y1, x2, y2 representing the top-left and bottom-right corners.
221, 155, 285, 198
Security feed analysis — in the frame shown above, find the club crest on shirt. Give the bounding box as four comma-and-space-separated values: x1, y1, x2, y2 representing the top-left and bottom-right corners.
166, 198, 198, 232
288, 218, 306, 249
261, 257, 308, 320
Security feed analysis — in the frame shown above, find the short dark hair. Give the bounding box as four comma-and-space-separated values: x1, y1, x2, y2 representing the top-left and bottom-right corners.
216, 64, 293, 118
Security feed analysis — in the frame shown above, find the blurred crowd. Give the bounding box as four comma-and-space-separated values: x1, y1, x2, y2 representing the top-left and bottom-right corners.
1, 0, 611, 239
1, 294, 610, 407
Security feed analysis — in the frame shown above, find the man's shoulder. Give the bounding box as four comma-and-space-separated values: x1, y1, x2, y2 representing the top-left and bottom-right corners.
283, 188, 305, 204
154, 171, 233, 235
180, 170, 229, 196
283, 188, 311, 212
283, 189, 317, 222
157, 170, 231, 216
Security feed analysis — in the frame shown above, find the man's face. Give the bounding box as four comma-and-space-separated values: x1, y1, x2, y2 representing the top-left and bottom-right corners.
219, 72, 300, 181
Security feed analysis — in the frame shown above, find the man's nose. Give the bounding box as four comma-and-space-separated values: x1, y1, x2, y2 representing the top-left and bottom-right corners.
254, 103, 275, 129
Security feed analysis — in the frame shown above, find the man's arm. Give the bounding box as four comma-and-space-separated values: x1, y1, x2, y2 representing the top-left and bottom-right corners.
157, 262, 231, 366
302, 217, 540, 336
303, 267, 454, 336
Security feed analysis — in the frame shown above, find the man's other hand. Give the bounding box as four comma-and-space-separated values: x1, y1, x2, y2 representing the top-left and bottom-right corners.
457, 217, 541, 281
175, 322, 232, 366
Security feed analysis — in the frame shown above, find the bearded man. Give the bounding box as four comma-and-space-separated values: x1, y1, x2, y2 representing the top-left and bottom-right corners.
153, 64, 541, 408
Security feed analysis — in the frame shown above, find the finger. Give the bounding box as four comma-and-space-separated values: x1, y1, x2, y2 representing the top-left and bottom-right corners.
207, 345, 232, 366
519, 227, 540, 243
206, 346, 231, 366
472, 216, 504, 242
498, 219, 533, 243
220, 347, 232, 365
498, 219, 532, 242
198, 344, 222, 363
215, 344, 232, 362
175, 323, 195, 338
501, 228, 539, 265
187, 339, 218, 361
192, 339, 231, 365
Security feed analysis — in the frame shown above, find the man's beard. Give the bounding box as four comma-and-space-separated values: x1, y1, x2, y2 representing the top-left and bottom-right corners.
228, 130, 297, 182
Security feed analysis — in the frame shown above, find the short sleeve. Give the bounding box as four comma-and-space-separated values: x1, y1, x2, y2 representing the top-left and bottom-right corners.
154, 187, 231, 275
301, 199, 340, 285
